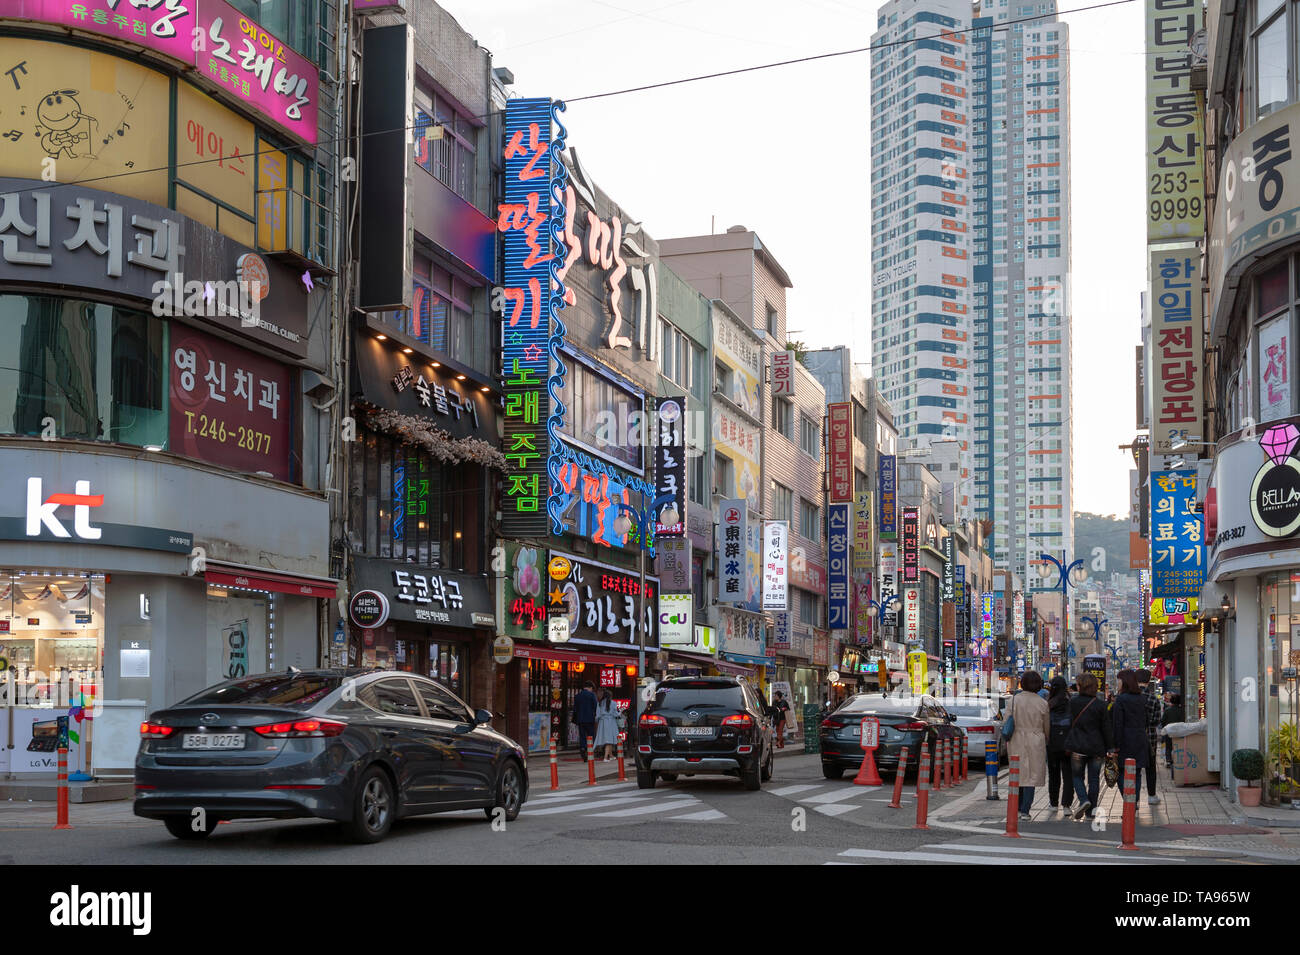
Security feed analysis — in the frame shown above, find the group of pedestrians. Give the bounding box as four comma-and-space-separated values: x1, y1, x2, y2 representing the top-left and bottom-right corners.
571, 681, 626, 762
1005, 667, 1168, 821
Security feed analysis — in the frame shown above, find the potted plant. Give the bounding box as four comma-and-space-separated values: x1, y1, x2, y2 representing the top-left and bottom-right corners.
1232, 748, 1266, 807
1268, 724, 1300, 797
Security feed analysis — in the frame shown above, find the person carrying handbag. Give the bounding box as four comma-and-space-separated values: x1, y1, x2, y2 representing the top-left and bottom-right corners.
1005, 671, 1050, 819
1045, 676, 1075, 812
1063, 672, 1114, 820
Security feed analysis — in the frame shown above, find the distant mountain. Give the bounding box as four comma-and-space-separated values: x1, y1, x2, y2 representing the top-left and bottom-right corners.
1073, 512, 1136, 577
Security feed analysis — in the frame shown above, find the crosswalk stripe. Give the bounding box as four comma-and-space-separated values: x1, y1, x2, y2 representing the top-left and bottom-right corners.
836, 848, 1135, 866
813, 804, 860, 817
927, 843, 1144, 861
530, 783, 636, 802
584, 799, 698, 818
524, 795, 652, 815
667, 809, 727, 821
801, 786, 876, 805
769, 784, 823, 796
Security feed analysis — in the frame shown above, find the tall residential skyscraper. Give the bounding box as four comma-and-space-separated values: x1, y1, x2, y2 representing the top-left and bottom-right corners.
870, 0, 1073, 586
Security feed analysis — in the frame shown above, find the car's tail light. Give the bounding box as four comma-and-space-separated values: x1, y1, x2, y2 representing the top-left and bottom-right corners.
139, 721, 173, 738
893, 722, 927, 732
821, 719, 846, 730
637, 745, 651, 754
253, 719, 347, 738
639, 713, 667, 726
721, 714, 752, 727
968, 725, 995, 733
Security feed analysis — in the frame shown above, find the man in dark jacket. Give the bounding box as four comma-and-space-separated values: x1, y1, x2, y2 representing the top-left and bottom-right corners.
1046, 676, 1074, 811
1138, 669, 1163, 804
573, 681, 598, 761
1112, 670, 1151, 804
1064, 672, 1113, 819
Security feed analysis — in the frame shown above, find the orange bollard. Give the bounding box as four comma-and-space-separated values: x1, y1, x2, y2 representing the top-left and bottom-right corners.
888, 746, 910, 808
616, 736, 627, 782
54, 745, 71, 830
962, 737, 969, 782
586, 738, 598, 786
932, 740, 943, 791
549, 736, 560, 791
1118, 757, 1139, 851
914, 747, 931, 829
1004, 753, 1021, 838
944, 738, 953, 789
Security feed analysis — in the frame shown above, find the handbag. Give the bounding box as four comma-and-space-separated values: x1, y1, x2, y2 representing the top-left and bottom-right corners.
1000, 695, 1016, 741
1103, 754, 1120, 788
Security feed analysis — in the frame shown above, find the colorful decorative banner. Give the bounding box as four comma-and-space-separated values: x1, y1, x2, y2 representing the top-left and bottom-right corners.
854, 491, 873, 644
828, 402, 852, 503
1149, 595, 1197, 626
762, 521, 789, 612
827, 503, 851, 630
1150, 469, 1205, 599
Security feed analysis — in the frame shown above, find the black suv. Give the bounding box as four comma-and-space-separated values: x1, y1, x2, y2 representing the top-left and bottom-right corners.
635, 676, 773, 790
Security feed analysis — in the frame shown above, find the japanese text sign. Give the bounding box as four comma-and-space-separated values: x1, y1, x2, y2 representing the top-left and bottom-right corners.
545, 550, 659, 650
500, 99, 555, 535
1149, 248, 1204, 453
170, 326, 290, 480
901, 507, 919, 582
653, 397, 687, 537
717, 499, 747, 605
1150, 469, 1205, 599
828, 402, 853, 503
878, 454, 897, 538
1145, 0, 1204, 241
772, 350, 794, 397
762, 521, 789, 612
827, 503, 851, 630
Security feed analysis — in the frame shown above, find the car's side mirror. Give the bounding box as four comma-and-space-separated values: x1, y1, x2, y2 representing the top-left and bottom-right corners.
474, 708, 493, 725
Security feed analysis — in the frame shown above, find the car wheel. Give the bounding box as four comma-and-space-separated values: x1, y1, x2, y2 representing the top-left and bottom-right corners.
483, 759, 524, 822
822, 764, 844, 780
742, 759, 761, 791
761, 748, 773, 782
636, 768, 657, 789
163, 815, 215, 840
345, 765, 395, 844
659, 773, 679, 782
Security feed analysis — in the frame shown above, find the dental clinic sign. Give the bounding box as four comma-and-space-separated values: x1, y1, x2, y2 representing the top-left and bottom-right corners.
0, 478, 193, 552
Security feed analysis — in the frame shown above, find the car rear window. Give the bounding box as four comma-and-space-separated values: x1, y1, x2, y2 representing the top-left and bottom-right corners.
838, 696, 916, 715
182, 674, 341, 708
651, 684, 745, 709
948, 704, 995, 718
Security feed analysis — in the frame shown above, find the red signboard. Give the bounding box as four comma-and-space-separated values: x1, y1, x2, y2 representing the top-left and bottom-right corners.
860, 716, 879, 750
170, 327, 292, 480
828, 402, 853, 504
600, 667, 621, 688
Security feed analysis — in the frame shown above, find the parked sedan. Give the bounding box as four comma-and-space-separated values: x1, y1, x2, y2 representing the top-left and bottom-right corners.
944, 697, 1005, 765
819, 693, 964, 780
134, 668, 527, 843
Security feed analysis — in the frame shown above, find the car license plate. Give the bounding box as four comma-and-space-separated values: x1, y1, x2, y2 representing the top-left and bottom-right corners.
848, 726, 861, 736
182, 733, 245, 750
675, 727, 713, 737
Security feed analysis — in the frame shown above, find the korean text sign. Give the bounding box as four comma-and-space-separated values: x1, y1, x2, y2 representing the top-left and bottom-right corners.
499, 99, 554, 535
762, 521, 789, 612
772, 350, 794, 397
545, 550, 659, 650
901, 507, 919, 582
717, 499, 747, 605
941, 536, 955, 600
854, 492, 873, 643
1149, 248, 1204, 453
878, 542, 898, 627
828, 402, 852, 503
653, 396, 687, 537
878, 454, 897, 538
170, 326, 290, 480
1150, 469, 1205, 599
827, 503, 851, 630
1145, 0, 1204, 241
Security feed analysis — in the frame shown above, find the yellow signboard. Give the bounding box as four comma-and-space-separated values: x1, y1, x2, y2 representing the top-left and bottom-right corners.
176, 84, 256, 217
1149, 596, 1197, 626
256, 147, 289, 252
907, 650, 928, 695
0, 38, 168, 206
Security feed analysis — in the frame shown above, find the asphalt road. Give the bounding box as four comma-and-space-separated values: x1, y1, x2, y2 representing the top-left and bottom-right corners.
0, 752, 1269, 864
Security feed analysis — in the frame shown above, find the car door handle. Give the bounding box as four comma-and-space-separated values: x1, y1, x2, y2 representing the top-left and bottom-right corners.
380, 729, 399, 738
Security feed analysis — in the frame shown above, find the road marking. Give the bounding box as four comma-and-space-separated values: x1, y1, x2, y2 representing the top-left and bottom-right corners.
530, 782, 636, 802
666, 809, 728, 821
524, 795, 652, 815
834, 848, 1137, 866
584, 798, 699, 818
813, 804, 860, 817
801, 786, 876, 805
926, 842, 1148, 861
769, 784, 823, 796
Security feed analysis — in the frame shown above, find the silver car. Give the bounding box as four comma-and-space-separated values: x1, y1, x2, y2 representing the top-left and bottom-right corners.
942, 697, 1005, 765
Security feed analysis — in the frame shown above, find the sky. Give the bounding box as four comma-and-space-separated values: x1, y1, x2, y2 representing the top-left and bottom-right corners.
439, 0, 1146, 520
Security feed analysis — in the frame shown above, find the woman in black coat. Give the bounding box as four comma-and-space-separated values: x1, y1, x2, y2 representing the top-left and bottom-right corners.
1045, 676, 1074, 811
1112, 669, 1150, 802
1064, 672, 1113, 819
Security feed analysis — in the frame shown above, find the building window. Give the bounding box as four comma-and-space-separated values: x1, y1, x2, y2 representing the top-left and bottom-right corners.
773, 397, 793, 438
715, 361, 733, 399
798, 589, 821, 627
799, 413, 820, 458
413, 86, 478, 203
558, 356, 645, 471
799, 498, 820, 541
772, 482, 793, 523
766, 302, 779, 337
227, 0, 318, 60
714, 453, 735, 499
690, 448, 707, 506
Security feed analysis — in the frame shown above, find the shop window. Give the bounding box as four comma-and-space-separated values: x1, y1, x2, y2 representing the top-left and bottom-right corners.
1257, 260, 1290, 318
557, 355, 645, 472
0, 295, 166, 449
4, 574, 105, 707
206, 589, 268, 686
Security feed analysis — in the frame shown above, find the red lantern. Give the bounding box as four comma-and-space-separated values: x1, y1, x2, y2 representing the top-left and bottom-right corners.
625, 664, 637, 677
572, 662, 585, 674
547, 659, 561, 672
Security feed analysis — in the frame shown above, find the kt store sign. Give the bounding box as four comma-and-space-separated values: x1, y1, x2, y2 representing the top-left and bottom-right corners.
0, 477, 193, 553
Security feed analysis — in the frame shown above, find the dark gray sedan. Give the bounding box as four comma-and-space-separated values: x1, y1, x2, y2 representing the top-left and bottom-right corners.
134, 668, 527, 843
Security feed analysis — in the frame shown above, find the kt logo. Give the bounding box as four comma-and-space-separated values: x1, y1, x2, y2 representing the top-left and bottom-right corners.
27, 478, 103, 540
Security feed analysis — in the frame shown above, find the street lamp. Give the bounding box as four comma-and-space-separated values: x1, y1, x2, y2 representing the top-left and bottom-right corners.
1080, 615, 1108, 642
865, 593, 905, 642
1038, 552, 1086, 677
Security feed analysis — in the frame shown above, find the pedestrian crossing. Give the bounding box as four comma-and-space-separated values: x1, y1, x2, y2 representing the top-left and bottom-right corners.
770, 779, 969, 817
518, 782, 729, 823
826, 842, 1178, 866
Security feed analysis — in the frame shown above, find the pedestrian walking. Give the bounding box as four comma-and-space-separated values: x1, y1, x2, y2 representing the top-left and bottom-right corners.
1112, 669, 1151, 805
1064, 672, 1113, 820
1006, 671, 1050, 818
573, 681, 598, 761
772, 691, 791, 749
1160, 692, 1186, 769
1045, 676, 1074, 812
1138, 668, 1163, 805
594, 688, 620, 761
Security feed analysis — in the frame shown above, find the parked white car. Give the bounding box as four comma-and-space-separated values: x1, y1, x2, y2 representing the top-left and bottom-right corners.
942, 697, 1005, 764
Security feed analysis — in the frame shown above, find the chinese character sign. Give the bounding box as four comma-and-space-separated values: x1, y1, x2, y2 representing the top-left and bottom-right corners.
500, 99, 554, 536
763, 521, 789, 612
878, 455, 897, 538
772, 350, 794, 397
827, 503, 851, 630
901, 507, 919, 583
1149, 248, 1204, 453
657, 537, 691, 593
717, 499, 747, 605
653, 396, 687, 537
1145, 0, 1205, 241
1150, 469, 1205, 599
828, 402, 852, 503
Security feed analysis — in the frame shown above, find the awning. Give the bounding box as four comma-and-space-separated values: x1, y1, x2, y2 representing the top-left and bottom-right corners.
669, 651, 752, 675
512, 644, 637, 667
205, 563, 337, 599
1147, 634, 1184, 660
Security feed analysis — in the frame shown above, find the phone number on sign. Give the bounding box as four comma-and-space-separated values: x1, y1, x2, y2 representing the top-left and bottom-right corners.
183, 411, 274, 454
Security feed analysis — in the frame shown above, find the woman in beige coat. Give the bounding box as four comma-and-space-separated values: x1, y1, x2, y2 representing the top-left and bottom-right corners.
1006, 670, 1050, 818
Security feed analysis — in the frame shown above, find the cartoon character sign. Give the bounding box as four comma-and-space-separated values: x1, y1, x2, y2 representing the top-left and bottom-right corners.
37, 90, 96, 159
